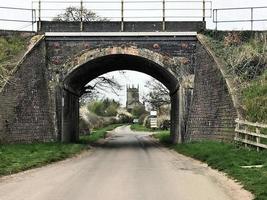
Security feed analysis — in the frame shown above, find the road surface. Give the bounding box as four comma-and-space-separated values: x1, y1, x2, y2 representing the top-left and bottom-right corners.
0, 126, 252, 200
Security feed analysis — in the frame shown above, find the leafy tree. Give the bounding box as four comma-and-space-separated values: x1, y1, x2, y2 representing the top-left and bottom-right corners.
87, 98, 120, 117
131, 105, 146, 118
105, 104, 118, 116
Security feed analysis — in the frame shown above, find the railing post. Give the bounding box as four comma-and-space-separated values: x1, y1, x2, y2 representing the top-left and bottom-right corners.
162, 0, 166, 31
121, 0, 124, 32
251, 7, 253, 31
202, 0, 205, 22
213, 9, 218, 31
80, 0, 83, 32
256, 127, 260, 152
31, 9, 34, 32
38, 0, 41, 32
235, 121, 239, 141
244, 126, 248, 148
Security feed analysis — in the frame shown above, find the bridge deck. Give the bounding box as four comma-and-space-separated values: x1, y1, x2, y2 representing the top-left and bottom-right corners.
45, 32, 197, 37
40, 21, 205, 33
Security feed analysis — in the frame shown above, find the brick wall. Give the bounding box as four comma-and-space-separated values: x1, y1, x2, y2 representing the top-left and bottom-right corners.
186, 43, 237, 141
0, 40, 55, 143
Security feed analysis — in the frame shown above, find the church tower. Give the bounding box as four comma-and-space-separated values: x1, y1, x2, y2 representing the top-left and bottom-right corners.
126, 85, 142, 111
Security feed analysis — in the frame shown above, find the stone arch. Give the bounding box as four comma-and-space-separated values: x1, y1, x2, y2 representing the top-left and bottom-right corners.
60, 46, 182, 143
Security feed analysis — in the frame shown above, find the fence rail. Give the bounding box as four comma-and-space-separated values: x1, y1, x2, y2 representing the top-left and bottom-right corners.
32, 1, 212, 19
235, 119, 267, 152
30, 0, 212, 31
213, 6, 267, 31
1, 3, 267, 31
0, 6, 36, 31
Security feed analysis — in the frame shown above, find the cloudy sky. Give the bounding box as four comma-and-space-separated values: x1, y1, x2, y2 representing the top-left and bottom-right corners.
0, 0, 267, 105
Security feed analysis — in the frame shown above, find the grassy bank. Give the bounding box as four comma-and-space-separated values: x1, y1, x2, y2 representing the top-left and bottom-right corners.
154, 132, 267, 200
203, 31, 267, 123
0, 34, 30, 89
241, 70, 267, 123
0, 124, 122, 176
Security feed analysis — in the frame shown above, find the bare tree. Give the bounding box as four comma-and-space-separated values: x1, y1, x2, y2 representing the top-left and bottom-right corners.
144, 79, 170, 110
80, 76, 122, 104
53, 6, 108, 21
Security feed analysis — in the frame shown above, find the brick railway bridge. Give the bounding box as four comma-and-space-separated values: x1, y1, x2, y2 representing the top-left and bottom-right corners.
0, 20, 239, 144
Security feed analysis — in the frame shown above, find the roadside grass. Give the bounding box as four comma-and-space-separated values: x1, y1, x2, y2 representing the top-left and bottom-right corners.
0, 124, 122, 177
79, 123, 123, 144
153, 131, 172, 144
241, 70, 267, 123
130, 124, 159, 132
154, 132, 267, 200
0, 143, 85, 176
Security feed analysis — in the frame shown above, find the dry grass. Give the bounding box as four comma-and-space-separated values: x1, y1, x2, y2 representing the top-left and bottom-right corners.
204, 31, 267, 123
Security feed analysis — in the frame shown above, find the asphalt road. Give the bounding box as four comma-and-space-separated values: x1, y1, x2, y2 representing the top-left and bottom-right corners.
0, 126, 252, 200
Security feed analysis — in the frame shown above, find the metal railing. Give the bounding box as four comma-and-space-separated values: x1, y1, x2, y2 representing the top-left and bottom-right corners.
0, 6, 36, 31
213, 6, 267, 31
235, 119, 267, 152
31, 0, 212, 31
2, 2, 267, 32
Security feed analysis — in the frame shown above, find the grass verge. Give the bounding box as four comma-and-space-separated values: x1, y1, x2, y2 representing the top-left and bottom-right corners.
0, 143, 85, 176
154, 132, 267, 200
79, 123, 123, 144
130, 124, 158, 132
0, 124, 122, 177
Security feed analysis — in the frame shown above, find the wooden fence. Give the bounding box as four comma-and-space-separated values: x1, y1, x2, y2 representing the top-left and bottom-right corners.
235, 119, 267, 151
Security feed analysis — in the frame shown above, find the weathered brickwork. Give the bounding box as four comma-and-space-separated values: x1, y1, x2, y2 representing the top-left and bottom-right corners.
0, 33, 237, 143
186, 44, 237, 141
0, 40, 55, 143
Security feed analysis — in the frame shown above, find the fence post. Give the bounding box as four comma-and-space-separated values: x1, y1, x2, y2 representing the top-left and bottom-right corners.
202, 0, 205, 22
162, 0, 166, 31
256, 128, 260, 152
80, 0, 83, 32
213, 9, 218, 31
31, 9, 35, 32
251, 7, 253, 31
38, 0, 41, 32
244, 126, 248, 148
235, 121, 239, 141
121, 0, 124, 31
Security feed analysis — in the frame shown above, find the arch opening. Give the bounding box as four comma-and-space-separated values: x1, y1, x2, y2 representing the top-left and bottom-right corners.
60, 52, 181, 144
64, 54, 179, 96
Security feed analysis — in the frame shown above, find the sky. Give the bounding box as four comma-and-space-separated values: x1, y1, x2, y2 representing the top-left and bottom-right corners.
0, 0, 267, 105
